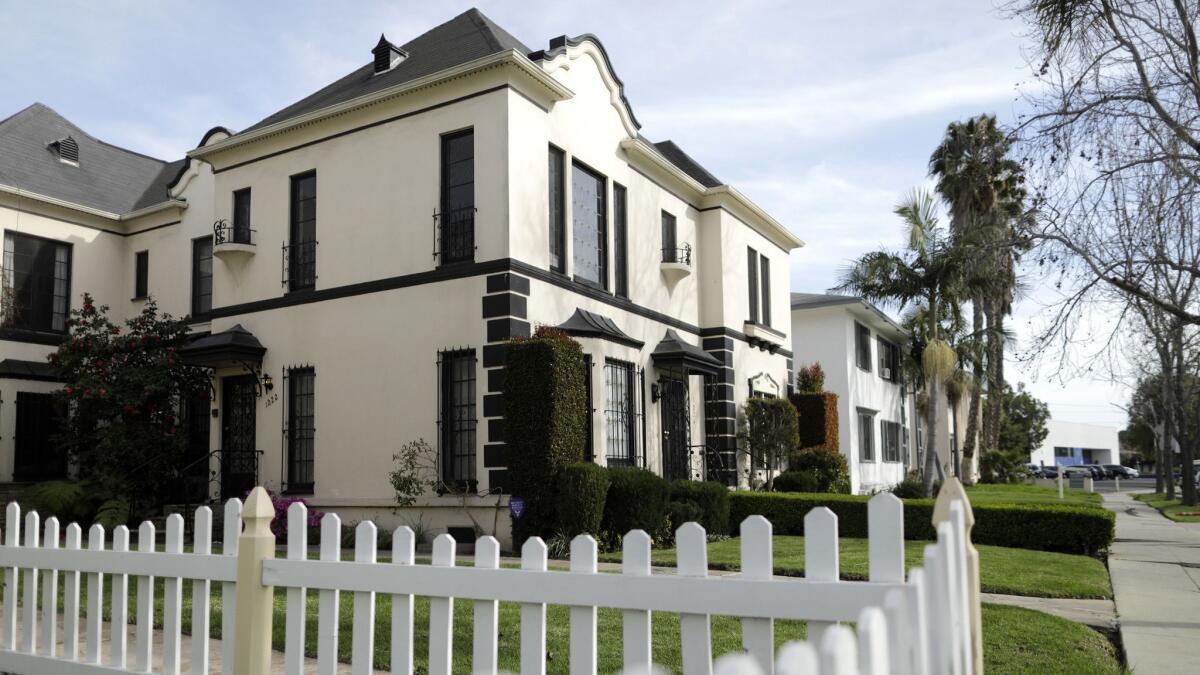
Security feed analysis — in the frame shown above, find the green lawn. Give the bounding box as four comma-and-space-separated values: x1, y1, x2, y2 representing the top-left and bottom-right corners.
1134, 492, 1200, 522
597, 535, 1112, 599
965, 483, 1104, 507
982, 604, 1122, 675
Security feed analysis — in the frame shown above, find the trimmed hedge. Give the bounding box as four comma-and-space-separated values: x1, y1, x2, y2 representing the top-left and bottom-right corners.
788, 448, 850, 494
603, 468, 669, 538
729, 491, 1115, 555
790, 392, 838, 452
773, 470, 820, 494
555, 463, 611, 537
669, 480, 731, 535
504, 327, 588, 543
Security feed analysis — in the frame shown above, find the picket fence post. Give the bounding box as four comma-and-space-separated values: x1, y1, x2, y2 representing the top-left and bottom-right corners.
934, 477, 981, 674
233, 486, 276, 675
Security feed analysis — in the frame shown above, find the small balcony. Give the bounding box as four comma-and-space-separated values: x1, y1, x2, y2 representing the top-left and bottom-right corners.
282, 240, 318, 292
433, 206, 477, 265
660, 243, 692, 281
213, 219, 256, 258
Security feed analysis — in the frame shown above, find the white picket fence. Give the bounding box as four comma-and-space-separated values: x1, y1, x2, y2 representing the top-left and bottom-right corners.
0, 482, 980, 675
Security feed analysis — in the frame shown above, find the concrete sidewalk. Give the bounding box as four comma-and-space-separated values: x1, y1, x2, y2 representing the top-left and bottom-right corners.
1103, 490, 1200, 674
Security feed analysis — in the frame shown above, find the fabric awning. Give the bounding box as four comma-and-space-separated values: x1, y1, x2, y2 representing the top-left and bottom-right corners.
179, 324, 266, 368
555, 308, 644, 348
650, 330, 722, 376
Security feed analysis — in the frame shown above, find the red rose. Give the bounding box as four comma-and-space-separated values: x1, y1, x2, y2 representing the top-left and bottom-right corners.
98, 388, 107, 397
123, 404, 135, 414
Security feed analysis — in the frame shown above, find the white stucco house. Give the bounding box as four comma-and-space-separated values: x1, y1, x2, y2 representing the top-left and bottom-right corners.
0, 9, 802, 545
1031, 420, 1119, 467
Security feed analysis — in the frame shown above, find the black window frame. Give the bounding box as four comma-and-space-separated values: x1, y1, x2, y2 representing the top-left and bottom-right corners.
877, 337, 899, 382
759, 253, 771, 326
439, 128, 475, 265
286, 367, 316, 492
191, 236, 213, 317
661, 211, 678, 262
232, 187, 253, 244
858, 410, 876, 462
2, 231, 72, 335
747, 247, 759, 323
855, 322, 872, 372
882, 420, 901, 463
439, 348, 478, 488
133, 250, 149, 300
613, 182, 628, 297
604, 359, 637, 468
548, 145, 566, 274
288, 171, 317, 292
570, 160, 607, 289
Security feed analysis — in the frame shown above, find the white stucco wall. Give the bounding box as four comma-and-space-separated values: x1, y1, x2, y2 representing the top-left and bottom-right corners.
1031, 420, 1119, 467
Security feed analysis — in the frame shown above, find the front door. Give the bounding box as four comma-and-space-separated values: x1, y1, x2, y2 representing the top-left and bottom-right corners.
221, 375, 258, 500
13, 392, 66, 482
660, 377, 691, 481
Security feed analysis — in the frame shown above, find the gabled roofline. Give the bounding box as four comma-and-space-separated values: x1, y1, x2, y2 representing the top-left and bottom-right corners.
189, 50, 573, 161
0, 182, 185, 222
620, 137, 804, 251
791, 294, 909, 340
531, 33, 641, 130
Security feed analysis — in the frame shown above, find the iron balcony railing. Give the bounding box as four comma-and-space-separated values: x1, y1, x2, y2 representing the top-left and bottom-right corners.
214, 219, 255, 246
282, 240, 318, 291
662, 243, 692, 265
433, 206, 477, 264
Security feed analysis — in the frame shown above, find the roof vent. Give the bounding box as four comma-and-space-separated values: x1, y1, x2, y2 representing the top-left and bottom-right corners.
372, 34, 407, 75
49, 136, 79, 165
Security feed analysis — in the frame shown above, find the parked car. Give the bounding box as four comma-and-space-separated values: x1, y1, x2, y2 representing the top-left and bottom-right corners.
1104, 464, 1139, 479
1062, 465, 1093, 479
1081, 464, 1109, 479
1041, 466, 1059, 479
1025, 463, 1044, 478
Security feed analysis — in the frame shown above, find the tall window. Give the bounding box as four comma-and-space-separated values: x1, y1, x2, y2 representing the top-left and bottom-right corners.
882, 420, 900, 462
288, 172, 317, 291
605, 360, 636, 467
877, 338, 899, 382
191, 236, 213, 316
287, 367, 316, 490
439, 129, 474, 264
439, 349, 477, 486
855, 322, 872, 371
613, 183, 628, 297
133, 251, 149, 299
759, 254, 771, 325
2, 232, 70, 333
661, 211, 678, 262
232, 188, 252, 243
747, 247, 759, 323
548, 145, 566, 273
858, 411, 876, 462
571, 162, 606, 287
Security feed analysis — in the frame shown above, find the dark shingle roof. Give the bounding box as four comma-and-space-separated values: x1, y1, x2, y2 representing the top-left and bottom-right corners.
0, 103, 174, 214
652, 140, 722, 188
130, 158, 188, 211
240, 9, 532, 134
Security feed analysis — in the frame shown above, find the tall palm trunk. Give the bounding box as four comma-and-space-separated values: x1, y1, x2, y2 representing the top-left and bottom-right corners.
988, 309, 1006, 452
961, 298, 984, 484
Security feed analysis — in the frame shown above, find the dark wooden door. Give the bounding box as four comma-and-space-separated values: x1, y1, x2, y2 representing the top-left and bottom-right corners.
221, 376, 258, 500
660, 377, 691, 481
13, 392, 66, 481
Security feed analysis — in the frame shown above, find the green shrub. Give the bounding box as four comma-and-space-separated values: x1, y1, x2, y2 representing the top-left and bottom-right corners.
603, 468, 669, 539
555, 463, 610, 537
20, 480, 91, 523
738, 398, 801, 488
790, 392, 838, 451
667, 501, 705, 534
789, 448, 850, 493
891, 472, 927, 499
795, 363, 825, 394
669, 480, 731, 535
773, 470, 820, 493
728, 491, 1115, 555
505, 327, 588, 542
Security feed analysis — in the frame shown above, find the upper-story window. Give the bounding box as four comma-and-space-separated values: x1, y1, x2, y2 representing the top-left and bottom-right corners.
134, 251, 149, 299
232, 188, 252, 244
855, 322, 872, 371
613, 183, 628, 298
858, 410, 876, 462
877, 337, 899, 382
548, 145, 566, 274
191, 236, 213, 316
288, 172, 317, 292
759, 253, 771, 326
439, 129, 475, 264
571, 161, 606, 288
661, 211, 678, 262
747, 247, 759, 323
2, 232, 71, 334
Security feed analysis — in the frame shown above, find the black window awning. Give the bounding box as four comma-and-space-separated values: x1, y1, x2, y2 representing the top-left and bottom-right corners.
0, 359, 62, 382
555, 308, 644, 348
179, 324, 266, 368
650, 330, 722, 376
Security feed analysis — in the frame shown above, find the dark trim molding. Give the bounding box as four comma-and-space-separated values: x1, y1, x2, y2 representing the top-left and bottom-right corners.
0, 328, 66, 347
212, 85, 510, 175
700, 326, 793, 358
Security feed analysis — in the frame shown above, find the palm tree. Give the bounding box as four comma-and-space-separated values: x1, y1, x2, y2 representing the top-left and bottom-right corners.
836, 189, 967, 495
929, 114, 1029, 473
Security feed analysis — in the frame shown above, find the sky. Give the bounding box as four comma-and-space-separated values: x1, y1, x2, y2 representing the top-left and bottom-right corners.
1, 0, 1130, 428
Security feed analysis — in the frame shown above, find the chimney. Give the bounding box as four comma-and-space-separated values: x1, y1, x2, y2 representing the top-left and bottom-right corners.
372, 34, 407, 75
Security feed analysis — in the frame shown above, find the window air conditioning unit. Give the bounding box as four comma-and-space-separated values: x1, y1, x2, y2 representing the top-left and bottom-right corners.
882, 367, 892, 380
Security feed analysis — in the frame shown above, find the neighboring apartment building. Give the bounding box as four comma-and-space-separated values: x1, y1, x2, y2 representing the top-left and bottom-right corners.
789, 293, 910, 493
1031, 420, 1119, 468
0, 9, 801, 543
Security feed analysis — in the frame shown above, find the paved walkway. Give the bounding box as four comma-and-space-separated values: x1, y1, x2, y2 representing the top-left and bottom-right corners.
1102, 490, 1200, 674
